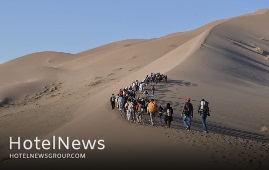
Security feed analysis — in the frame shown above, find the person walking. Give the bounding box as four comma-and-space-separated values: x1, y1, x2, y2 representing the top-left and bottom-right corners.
110, 94, 116, 109
115, 94, 119, 108
140, 98, 146, 113
151, 85, 155, 96
148, 99, 157, 126
125, 100, 134, 121
135, 102, 143, 123
118, 95, 124, 112
198, 99, 210, 133
164, 103, 173, 128
143, 90, 149, 97
158, 105, 164, 123
181, 97, 193, 131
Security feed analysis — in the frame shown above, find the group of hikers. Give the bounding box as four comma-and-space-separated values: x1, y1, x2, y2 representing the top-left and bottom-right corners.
110, 73, 211, 133
180, 97, 210, 133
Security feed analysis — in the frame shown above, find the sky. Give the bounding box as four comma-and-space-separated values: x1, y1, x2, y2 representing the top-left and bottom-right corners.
0, 0, 269, 63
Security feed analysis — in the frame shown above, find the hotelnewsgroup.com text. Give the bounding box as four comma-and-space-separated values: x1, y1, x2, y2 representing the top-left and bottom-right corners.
9, 136, 105, 159
10, 153, 86, 159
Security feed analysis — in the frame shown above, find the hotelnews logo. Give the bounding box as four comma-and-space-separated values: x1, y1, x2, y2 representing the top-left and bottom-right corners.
9, 136, 105, 159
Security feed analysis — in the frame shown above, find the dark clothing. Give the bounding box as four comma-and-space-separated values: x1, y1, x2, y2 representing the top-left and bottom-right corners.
111, 101, 115, 109
139, 100, 146, 111
140, 100, 145, 106
110, 96, 115, 109
158, 106, 163, 117
198, 109, 209, 116
182, 102, 193, 116
164, 107, 173, 128
158, 106, 163, 113
164, 115, 173, 122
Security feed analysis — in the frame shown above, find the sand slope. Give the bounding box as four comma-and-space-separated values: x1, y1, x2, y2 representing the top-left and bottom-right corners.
1, 10, 269, 170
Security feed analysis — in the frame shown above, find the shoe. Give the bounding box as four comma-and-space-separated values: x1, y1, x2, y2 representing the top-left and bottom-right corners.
185, 126, 189, 130
203, 131, 208, 133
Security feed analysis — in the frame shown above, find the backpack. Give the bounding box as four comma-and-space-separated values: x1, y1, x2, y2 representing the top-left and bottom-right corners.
167, 108, 171, 116
199, 101, 209, 113
166, 107, 173, 116
148, 101, 157, 113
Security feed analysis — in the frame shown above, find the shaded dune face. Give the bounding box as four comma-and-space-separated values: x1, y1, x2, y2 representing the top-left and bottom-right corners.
202, 13, 269, 86
164, 13, 269, 134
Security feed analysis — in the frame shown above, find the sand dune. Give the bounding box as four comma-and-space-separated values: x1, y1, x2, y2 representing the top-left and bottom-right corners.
0, 10, 269, 170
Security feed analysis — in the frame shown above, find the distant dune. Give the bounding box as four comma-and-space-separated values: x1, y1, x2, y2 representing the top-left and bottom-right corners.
0, 9, 269, 170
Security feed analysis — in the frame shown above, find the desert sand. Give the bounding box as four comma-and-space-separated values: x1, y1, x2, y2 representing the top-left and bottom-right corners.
0, 9, 269, 170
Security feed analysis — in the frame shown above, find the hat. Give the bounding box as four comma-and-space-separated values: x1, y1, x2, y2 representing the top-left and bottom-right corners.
186, 97, 191, 101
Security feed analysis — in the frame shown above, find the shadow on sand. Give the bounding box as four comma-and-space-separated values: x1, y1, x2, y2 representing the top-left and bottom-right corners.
123, 79, 269, 143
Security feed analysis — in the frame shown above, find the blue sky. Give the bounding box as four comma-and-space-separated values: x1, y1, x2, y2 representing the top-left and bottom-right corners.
0, 0, 268, 63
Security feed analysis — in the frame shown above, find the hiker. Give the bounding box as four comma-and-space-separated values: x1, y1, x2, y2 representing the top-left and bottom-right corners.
151, 85, 155, 96
131, 90, 136, 98
135, 102, 143, 123
115, 94, 119, 108
125, 100, 134, 121
181, 97, 193, 131
146, 76, 150, 86
150, 76, 153, 85
139, 82, 145, 92
118, 95, 124, 112
135, 80, 139, 92
132, 99, 137, 120
143, 90, 149, 96
164, 75, 167, 83
198, 99, 210, 133
140, 98, 146, 113
110, 94, 116, 109
148, 99, 157, 126
158, 105, 163, 123
119, 89, 123, 96
164, 103, 173, 128
125, 100, 130, 120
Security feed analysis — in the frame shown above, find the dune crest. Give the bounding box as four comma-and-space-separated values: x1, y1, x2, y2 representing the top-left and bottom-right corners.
253, 9, 269, 14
